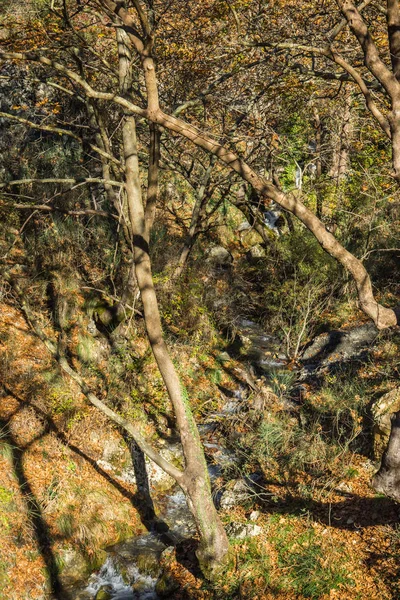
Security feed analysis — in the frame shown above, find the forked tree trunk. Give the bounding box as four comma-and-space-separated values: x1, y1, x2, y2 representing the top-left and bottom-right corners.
122, 115, 229, 573
373, 410, 400, 502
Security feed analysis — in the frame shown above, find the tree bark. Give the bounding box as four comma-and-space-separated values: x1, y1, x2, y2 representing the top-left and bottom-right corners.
373, 410, 400, 502
122, 115, 229, 573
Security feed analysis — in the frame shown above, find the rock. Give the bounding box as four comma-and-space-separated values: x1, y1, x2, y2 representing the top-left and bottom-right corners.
58, 548, 93, 587
237, 220, 251, 232
97, 441, 183, 494
249, 510, 260, 521
336, 482, 353, 494
220, 479, 252, 509
206, 246, 233, 267
226, 522, 262, 539
95, 586, 113, 600
155, 572, 180, 597
371, 387, 400, 459
102, 438, 122, 462
246, 244, 266, 262
301, 323, 378, 364
217, 351, 231, 362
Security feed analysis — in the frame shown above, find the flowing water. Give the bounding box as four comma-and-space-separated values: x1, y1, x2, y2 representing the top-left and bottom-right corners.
77, 319, 287, 599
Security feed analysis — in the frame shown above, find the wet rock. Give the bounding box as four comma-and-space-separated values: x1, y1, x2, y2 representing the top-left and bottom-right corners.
95, 586, 113, 600
371, 387, 400, 459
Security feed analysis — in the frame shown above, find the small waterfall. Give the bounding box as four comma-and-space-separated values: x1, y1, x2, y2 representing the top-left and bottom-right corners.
85, 555, 157, 599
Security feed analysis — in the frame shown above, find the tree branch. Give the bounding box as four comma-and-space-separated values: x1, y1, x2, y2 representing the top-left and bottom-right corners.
337, 0, 400, 98
0, 111, 121, 166
6, 202, 119, 220
0, 177, 124, 189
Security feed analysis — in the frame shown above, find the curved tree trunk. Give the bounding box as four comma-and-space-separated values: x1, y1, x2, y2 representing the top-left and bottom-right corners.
150, 109, 397, 330
122, 115, 229, 573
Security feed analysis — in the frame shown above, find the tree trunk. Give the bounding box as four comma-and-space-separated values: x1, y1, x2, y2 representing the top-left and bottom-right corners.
372, 410, 400, 502
329, 91, 353, 183
122, 114, 229, 573
313, 106, 323, 219
182, 472, 230, 575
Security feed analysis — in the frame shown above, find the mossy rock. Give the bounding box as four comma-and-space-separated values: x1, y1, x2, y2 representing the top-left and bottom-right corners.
155, 572, 180, 597
95, 586, 113, 600
134, 552, 162, 578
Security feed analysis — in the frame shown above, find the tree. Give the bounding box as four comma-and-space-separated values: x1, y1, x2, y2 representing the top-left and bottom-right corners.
1, 0, 399, 572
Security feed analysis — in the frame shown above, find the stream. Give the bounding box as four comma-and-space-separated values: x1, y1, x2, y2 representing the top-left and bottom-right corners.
74, 320, 286, 600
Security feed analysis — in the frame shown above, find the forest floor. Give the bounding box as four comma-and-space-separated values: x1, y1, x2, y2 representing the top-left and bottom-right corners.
0, 301, 399, 600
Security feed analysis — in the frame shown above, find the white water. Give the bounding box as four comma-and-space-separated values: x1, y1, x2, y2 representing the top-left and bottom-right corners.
85, 556, 157, 600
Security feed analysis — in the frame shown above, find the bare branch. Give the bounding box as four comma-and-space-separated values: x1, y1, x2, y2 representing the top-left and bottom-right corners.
0, 112, 121, 166
0, 51, 147, 118
7, 203, 119, 220
0, 177, 123, 189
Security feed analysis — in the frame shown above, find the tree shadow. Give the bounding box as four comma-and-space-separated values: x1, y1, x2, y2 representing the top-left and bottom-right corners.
259, 489, 400, 530
1, 383, 200, 585
0, 417, 70, 600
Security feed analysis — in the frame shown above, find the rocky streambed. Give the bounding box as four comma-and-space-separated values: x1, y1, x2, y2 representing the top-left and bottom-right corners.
72, 320, 387, 600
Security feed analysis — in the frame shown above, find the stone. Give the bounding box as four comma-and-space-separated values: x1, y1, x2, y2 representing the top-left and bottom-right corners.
0, 28, 11, 41
371, 387, 400, 459
336, 482, 353, 494
206, 245, 233, 267
226, 522, 262, 539
302, 323, 378, 363
246, 244, 266, 261
217, 351, 231, 362
95, 586, 113, 600
249, 510, 260, 521
58, 548, 92, 587
220, 478, 251, 509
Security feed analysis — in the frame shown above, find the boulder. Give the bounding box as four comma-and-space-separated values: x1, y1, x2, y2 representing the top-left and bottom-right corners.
206, 246, 233, 267
95, 587, 113, 600
371, 387, 400, 459
301, 323, 378, 364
